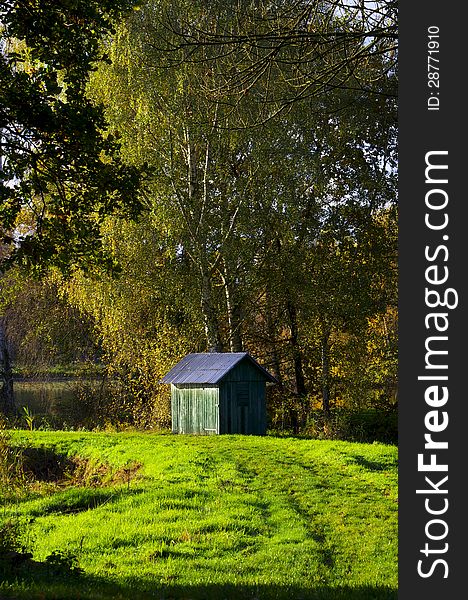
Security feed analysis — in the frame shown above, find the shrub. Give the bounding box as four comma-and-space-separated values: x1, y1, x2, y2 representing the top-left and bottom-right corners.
0, 517, 34, 578
303, 408, 397, 443
44, 549, 83, 576
0, 418, 27, 496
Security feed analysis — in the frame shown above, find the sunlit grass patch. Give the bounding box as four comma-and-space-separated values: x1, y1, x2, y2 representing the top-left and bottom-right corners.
2, 431, 397, 599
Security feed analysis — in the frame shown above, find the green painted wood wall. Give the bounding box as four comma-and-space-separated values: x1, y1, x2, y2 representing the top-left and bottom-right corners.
171, 384, 219, 434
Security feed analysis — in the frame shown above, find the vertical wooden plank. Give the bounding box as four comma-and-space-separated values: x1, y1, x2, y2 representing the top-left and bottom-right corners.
218, 383, 226, 434
171, 385, 178, 433
203, 386, 218, 435
255, 381, 267, 435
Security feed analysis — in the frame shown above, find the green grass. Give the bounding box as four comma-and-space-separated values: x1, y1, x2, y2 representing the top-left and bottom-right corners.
1, 431, 398, 600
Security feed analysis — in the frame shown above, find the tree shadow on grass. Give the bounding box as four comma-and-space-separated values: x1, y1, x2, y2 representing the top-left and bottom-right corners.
27, 486, 147, 517
345, 454, 396, 472
0, 567, 397, 600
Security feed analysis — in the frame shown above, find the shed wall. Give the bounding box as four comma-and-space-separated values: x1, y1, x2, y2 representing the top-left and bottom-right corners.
171, 384, 219, 434
223, 359, 264, 383
219, 359, 267, 435
219, 380, 266, 435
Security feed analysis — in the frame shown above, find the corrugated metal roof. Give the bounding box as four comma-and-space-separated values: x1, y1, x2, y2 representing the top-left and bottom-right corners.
160, 352, 277, 384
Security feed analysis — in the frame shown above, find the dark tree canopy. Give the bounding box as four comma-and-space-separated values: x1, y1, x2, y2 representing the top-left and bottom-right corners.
0, 0, 142, 272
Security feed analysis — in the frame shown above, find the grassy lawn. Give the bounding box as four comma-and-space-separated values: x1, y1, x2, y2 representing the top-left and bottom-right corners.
1, 431, 397, 599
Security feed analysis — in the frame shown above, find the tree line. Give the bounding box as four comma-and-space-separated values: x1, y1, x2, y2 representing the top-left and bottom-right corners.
0, 0, 397, 436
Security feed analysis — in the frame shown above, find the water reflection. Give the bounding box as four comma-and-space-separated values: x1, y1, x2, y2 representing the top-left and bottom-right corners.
13, 379, 113, 428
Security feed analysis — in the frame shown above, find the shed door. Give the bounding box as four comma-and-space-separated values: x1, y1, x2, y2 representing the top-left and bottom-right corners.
202, 388, 219, 435
236, 383, 250, 434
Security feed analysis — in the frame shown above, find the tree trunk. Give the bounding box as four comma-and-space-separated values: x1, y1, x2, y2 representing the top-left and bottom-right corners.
265, 290, 283, 386
286, 300, 307, 396
0, 317, 15, 415
223, 266, 243, 352
285, 300, 306, 434
225, 287, 243, 352
185, 125, 223, 353
320, 330, 331, 417
200, 272, 223, 352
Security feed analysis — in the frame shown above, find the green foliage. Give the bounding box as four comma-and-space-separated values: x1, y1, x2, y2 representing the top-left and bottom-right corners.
21, 406, 35, 431
43, 549, 83, 576
3, 430, 397, 599
0, 517, 31, 557
0, 0, 143, 272
61, 216, 202, 429
1, 268, 100, 371
79, 0, 397, 419
141, 0, 397, 122
303, 409, 397, 444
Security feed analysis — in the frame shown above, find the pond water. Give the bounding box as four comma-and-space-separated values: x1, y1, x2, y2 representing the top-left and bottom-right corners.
13, 379, 114, 428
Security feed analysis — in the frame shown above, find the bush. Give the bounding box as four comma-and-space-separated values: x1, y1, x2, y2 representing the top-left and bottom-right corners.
266, 387, 312, 434
44, 549, 83, 576
0, 517, 34, 578
0, 518, 82, 580
303, 408, 397, 443
0, 418, 27, 496
0, 518, 31, 557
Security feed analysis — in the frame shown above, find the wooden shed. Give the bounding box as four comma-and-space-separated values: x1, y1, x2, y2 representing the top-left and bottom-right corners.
161, 352, 277, 435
